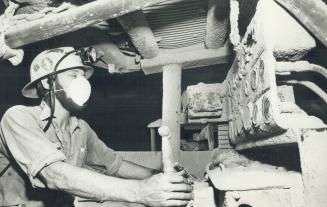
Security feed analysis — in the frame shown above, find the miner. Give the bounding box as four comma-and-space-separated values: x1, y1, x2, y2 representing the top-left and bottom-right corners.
0, 47, 193, 207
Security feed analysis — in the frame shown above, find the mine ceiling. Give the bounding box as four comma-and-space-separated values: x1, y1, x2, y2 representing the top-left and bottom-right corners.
0, 0, 326, 74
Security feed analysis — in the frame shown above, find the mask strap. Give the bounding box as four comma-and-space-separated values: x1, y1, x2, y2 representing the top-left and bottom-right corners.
43, 50, 76, 132
43, 75, 55, 132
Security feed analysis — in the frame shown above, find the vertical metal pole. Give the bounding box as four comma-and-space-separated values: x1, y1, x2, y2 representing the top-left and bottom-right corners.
162, 64, 182, 163
150, 128, 156, 151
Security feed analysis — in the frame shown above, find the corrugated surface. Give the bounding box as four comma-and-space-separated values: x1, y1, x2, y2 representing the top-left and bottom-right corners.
143, 0, 208, 49
143, 0, 258, 49
9, 0, 259, 50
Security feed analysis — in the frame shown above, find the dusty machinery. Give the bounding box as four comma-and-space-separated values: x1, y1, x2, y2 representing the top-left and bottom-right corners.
200, 0, 327, 207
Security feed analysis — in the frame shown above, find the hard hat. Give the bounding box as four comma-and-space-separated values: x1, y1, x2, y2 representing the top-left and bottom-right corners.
22, 47, 94, 98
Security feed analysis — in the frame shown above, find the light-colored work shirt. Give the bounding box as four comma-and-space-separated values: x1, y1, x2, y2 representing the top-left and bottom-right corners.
0, 101, 123, 207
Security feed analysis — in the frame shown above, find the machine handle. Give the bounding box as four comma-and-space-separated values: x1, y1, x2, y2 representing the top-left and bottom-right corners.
158, 125, 174, 173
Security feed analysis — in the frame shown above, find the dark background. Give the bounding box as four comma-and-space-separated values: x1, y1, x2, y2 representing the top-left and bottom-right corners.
0, 53, 228, 151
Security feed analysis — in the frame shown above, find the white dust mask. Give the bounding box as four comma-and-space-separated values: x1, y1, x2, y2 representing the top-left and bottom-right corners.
56, 76, 91, 106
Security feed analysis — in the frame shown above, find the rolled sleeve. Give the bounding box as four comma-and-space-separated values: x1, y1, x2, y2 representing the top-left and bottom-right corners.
82, 121, 123, 176
0, 106, 66, 187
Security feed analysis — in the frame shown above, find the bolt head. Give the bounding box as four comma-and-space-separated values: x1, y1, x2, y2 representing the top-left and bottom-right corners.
158, 125, 170, 137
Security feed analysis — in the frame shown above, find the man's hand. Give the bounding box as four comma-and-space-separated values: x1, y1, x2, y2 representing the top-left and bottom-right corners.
139, 172, 193, 207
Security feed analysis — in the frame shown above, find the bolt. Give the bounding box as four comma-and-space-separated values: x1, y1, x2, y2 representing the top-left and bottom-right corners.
251, 69, 259, 91
244, 82, 249, 96
135, 54, 141, 64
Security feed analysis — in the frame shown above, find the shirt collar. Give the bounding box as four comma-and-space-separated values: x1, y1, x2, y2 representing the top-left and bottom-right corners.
39, 100, 80, 133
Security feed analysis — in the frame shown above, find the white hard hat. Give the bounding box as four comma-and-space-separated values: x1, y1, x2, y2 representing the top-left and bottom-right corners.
22, 47, 94, 98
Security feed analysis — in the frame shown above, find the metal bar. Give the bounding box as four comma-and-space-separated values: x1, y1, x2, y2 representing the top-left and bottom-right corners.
94, 45, 231, 73
92, 37, 141, 73
276, 61, 327, 81
274, 0, 327, 46
150, 128, 156, 151
281, 80, 327, 106
141, 46, 232, 74
5, 0, 169, 48
162, 64, 182, 162
235, 129, 299, 150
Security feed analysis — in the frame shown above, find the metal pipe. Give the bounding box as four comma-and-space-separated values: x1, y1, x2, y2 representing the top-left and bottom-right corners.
141, 46, 231, 74
274, 0, 327, 47
150, 128, 156, 151
118, 10, 160, 59
276, 61, 327, 81
162, 64, 182, 162
5, 0, 170, 48
92, 37, 141, 73
281, 80, 327, 106
98, 44, 231, 74
158, 126, 174, 173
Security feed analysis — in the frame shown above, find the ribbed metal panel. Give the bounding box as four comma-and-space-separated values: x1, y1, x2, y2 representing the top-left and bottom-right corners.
142, 0, 258, 49
143, 0, 208, 49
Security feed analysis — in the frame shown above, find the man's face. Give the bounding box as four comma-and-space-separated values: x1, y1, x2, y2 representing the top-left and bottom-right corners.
55, 69, 88, 112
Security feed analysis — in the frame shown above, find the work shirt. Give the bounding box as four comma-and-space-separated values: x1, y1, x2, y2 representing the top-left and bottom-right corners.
0, 101, 123, 207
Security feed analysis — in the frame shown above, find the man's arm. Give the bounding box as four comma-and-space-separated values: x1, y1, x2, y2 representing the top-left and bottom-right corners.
82, 120, 159, 179
0, 108, 192, 206
39, 161, 193, 206
117, 160, 160, 179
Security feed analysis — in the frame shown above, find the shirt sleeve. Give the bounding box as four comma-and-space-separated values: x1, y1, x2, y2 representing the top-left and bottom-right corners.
82, 120, 123, 176
0, 106, 66, 187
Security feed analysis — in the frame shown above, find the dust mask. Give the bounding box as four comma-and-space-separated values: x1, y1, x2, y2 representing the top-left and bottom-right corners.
56, 76, 91, 106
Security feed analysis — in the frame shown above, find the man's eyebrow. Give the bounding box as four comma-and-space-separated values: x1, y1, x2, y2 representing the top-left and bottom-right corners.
70, 69, 86, 76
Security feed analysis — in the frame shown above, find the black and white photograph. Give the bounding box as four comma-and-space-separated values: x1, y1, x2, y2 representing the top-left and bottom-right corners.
0, 0, 326, 206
